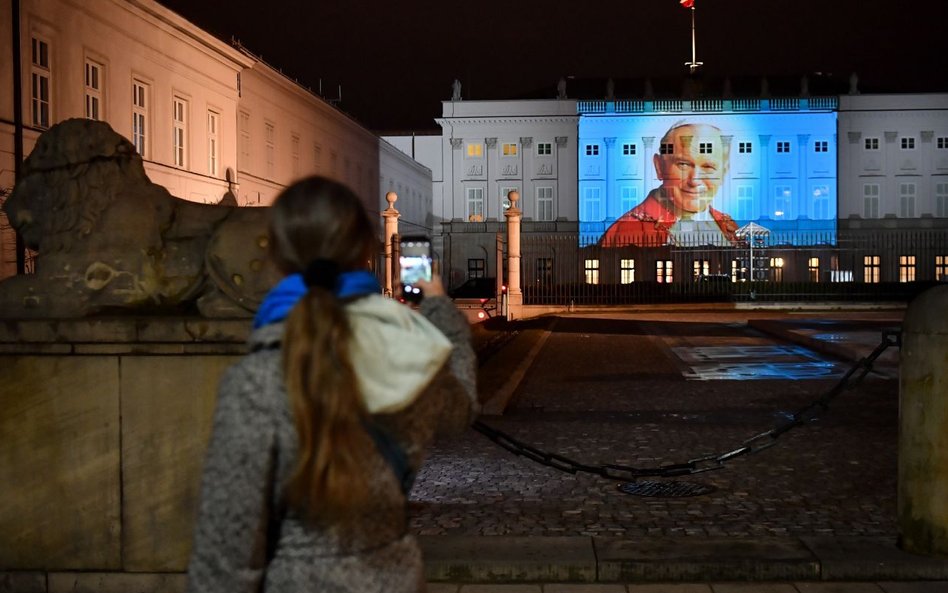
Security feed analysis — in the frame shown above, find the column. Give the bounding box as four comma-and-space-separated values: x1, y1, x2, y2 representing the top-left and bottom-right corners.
381, 191, 400, 297
504, 190, 523, 320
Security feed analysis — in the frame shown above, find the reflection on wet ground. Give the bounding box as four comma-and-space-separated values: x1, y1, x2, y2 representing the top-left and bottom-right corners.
673, 345, 841, 380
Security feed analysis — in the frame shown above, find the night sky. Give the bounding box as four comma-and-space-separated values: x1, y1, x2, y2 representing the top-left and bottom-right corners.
156, 0, 948, 132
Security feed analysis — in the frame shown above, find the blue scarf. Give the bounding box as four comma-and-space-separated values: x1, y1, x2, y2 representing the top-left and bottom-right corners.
253, 269, 381, 329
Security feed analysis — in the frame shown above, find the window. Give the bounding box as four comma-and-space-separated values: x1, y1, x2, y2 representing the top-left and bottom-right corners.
468, 259, 486, 279
536, 187, 554, 221
238, 111, 251, 163
265, 122, 275, 179
776, 141, 791, 153
863, 183, 880, 219
313, 143, 322, 171
585, 144, 599, 156
582, 187, 601, 221
656, 260, 673, 283
936, 255, 948, 281
620, 259, 635, 284
466, 187, 484, 222
935, 182, 948, 218
736, 186, 754, 220
584, 259, 600, 285
899, 182, 916, 217
770, 257, 785, 283
500, 186, 517, 215
536, 258, 553, 286
620, 186, 637, 213
814, 140, 828, 153
84, 59, 103, 120
622, 143, 636, 156
132, 80, 148, 157
901, 137, 916, 150
864, 137, 880, 151
812, 185, 830, 219
731, 259, 740, 283
330, 151, 338, 173
693, 259, 709, 279
808, 257, 820, 283
536, 142, 552, 155
864, 255, 881, 283
290, 134, 300, 177
699, 142, 713, 154
466, 143, 483, 158
172, 96, 188, 168
774, 186, 792, 219
899, 255, 916, 283
502, 143, 518, 156
31, 36, 51, 128
937, 137, 948, 150
206, 110, 220, 176
739, 142, 752, 154
659, 142, 674, 155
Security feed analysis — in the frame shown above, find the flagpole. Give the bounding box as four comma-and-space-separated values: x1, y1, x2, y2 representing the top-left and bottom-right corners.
685, 3, 703, 73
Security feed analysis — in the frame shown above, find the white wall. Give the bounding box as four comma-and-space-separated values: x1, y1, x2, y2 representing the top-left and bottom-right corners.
378, 138, 432, 235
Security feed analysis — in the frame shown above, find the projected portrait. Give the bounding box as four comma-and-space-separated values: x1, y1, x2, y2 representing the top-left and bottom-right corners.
599, 121, 738, 247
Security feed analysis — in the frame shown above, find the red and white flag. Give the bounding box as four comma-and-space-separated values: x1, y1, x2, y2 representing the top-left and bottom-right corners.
680, 0, 694, 7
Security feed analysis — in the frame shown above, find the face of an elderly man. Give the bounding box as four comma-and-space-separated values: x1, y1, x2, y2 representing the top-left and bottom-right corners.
653, 124, 727, 216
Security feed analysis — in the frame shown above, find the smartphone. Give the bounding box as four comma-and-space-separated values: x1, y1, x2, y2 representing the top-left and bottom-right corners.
399, 236, 432, 303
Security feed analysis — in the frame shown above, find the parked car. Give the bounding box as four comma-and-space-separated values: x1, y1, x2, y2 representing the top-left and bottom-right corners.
449, 277, 499, 322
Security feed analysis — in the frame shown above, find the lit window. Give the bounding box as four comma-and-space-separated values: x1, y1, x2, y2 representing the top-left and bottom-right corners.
935, 255, 948, 281
864, 255, 881, 284
622, 143, 636, 156
656, 260, 673, 283
814, 140, 828, 153
584, 259, 600, 285
899, 255, 916, 283
466, 187, 484, 222
863, 184, 880, 219
699, 142, 713, 154
502, 143, 518, 156
537, 142, 552, 155
808, 257, 820, 283
132, 80, 149, 157
172, 96, 188, 168
864, 137, 879, 150
739, 142, 752, 154
774, 186, 792, 219
812, 185, 830, 219
901, 137, 916, 150
31, 36, 51, 128
620, 259, 635, 284
207, 110, 220, 177
467, 143, 483, 158
770, 257, 784, 283
84, 59, 103, 121
585, 144, 599, 156
777, 141, 791, 153
536, 187, 554, 221
693, 259, 709, 278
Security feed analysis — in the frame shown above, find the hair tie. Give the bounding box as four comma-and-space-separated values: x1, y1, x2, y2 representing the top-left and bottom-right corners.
303, 258, 341, 292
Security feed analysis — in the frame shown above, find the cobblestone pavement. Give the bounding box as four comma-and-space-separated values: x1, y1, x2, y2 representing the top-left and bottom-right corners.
409, 310, 903, 539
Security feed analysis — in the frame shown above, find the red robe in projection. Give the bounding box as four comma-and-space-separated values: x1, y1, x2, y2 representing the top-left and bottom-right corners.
598, 189, 739, 247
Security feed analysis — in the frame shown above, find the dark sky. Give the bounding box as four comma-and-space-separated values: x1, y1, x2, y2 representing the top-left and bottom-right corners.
157, 0, 948, 133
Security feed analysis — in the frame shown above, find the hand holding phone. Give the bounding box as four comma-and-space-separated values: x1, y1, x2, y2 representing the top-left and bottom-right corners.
399, 236, 432, 303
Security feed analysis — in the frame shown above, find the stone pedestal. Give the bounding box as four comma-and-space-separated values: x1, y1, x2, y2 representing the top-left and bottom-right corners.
0, 318, 247, 575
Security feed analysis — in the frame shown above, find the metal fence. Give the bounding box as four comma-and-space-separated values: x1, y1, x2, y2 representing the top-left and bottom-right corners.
516, 230, 948, 305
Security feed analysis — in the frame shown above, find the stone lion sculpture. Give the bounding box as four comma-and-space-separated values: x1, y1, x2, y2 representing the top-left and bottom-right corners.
0, 119, 275, 318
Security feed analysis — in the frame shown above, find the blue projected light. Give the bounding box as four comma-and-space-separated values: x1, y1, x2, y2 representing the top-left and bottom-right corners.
578, 112, 838, 247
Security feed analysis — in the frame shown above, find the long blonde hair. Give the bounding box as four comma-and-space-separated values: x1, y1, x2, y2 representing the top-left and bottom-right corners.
267, 176, 380, 524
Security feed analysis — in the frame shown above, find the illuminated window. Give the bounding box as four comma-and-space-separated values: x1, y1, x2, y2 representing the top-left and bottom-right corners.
585, 144, 599, 156
656, 260, 673, 283
736, 186, 754, 220
466, 187, 484, 222
622, 143, 636, 156
808, 257, 820, 282
31, 36, 51, 128
731, 259, 740, 283
172, 95, 188, 168
659, 143, 674, 155
863, 184, 880, 218
84, 59, 103, 121
901, 137, 916, 150
132, 80, 149, 157
620, 259, 635, 284
864, 137, 879, 150
899, 255, 916, 282
265, 122, 275, 179
584, 259, 600, 285
770, 257, 785, 283
935, 182, 948, 218
812, 185, 830, 219
693, 259, 709, 278
502, 143, 518, 156
774, 186, 792, 219
466, 143, 483, 158
937, 137, 948, 150
739, 142, 752, 154
582, 187, 601, 220
207, 110, 220, 177
620, 186, 637, 213
936, 255, 948, 281
468, 259, 486, 279
536, 258, 553, 286
814, 141, 828, 153
536, 186, 554, 221
777, 141, 791, 153
290, 134, 300, 177
864, 255, 881, 283
699, 142, 713, 154
899, 182, 916, 217
537, 142, 552, 155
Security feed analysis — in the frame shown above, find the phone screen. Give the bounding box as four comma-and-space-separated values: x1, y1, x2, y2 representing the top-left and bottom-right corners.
399, 237, 432, 302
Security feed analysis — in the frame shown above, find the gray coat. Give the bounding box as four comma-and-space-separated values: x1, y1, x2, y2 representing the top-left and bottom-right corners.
186, 296, 477, 593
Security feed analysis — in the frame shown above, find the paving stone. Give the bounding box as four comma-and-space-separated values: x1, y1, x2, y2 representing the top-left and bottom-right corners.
710, 584, 799, 593
545, 585, 628, 592
876, 583, 948, 593
795, 583, 884, 592
626, 585, 713, 593
457, 586, 541, 592
800, 537, 948, 580
421, 536, 595, 583
0, 572, 46, 593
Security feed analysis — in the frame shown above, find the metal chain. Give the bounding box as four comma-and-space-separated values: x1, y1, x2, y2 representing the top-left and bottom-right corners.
473, 328, 901, 481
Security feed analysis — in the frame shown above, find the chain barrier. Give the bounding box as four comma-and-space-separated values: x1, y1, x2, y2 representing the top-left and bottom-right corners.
473, 328, 901, 482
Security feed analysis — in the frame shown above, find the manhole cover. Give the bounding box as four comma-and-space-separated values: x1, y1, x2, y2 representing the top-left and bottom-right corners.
618, 480, 715, 498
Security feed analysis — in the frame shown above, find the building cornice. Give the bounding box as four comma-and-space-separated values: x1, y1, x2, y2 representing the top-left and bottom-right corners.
434, 116, 580, 127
